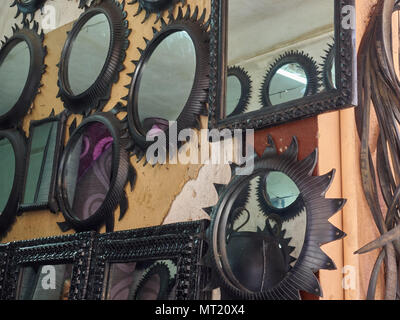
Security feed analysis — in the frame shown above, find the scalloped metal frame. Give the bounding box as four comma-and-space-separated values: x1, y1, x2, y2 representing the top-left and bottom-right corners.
56, 110, 136, 233
208, 0, 357, 131
57, 0, 131, 115
0, 20, 47, 129
203, 136, 347, 300
128, 0, 186, 23
19, 110, 67, 214
2, 232, 95, 300
226, 65, 252, 117
259, 50, 320, 108
86, 220, 210, 300
126, 5, 210, 161
0, 129, 27, 241
10, 0, 46, 22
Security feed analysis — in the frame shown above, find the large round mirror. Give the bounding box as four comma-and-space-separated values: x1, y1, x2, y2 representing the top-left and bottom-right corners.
67, 13, 111, 95
137, 31, 196, 136
260, 51, 319, 108
223, 174, 306, 293
0, 41, 30, 117
57, 0, 130, 114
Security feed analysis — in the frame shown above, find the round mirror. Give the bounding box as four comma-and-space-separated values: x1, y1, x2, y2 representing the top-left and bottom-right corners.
137, 31, 196, 136
67, 13, 111, 95
268, 63, 307, 105
0, 41, 31, 117
221, 174, 306, 293
264, 171, 300, 209
322, 44, 336, 90
63, 121, 113, 221
260, 51, 319, 108
226, 75, 242, 115
0, 138, 16, 214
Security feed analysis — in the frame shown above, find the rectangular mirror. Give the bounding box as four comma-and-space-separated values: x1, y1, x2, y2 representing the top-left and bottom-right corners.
208, 0, 357, 130
4, 232, 94, 300
20, 112, 67, 213
87, 220, 210, 300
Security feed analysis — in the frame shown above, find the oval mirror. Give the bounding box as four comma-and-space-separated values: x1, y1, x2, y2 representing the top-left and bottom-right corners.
137, 31, 196, 137
260, 51, 319, 108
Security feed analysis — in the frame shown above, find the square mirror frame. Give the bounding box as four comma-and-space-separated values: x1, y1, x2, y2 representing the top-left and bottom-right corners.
87, 220, 210, 300
3, 232, 95, 300
208, 0, 357, 131
19, 111, 67, 213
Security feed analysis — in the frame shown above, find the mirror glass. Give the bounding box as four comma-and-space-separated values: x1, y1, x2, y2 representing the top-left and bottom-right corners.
265, 171, 300, 209
64, 122, 113, 220
226, 75, 242, 116
67, 13, 111, 95
268, 63, 307, 105
137, 31, 196, 136
0, 138, 16, 214
105, 259, 177, 300
222, 173, 306, 292
224, 0, 334, 116
23, 121, 59, 206
0, 41, 30, 116
18, 264, 73, 300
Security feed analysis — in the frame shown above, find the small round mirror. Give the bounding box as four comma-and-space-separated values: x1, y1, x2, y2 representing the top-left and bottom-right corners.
268, 63, 307, 105
67, 13, 111, 95
137, 31, 196, 136
0, 41, 30, 117
63, 122, 114, 221
226, 75, 242, 115
265, 171, 300, 209
323, 44, 336, 90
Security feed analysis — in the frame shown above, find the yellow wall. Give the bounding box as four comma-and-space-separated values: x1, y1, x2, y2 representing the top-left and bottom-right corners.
1, 0, 210, 243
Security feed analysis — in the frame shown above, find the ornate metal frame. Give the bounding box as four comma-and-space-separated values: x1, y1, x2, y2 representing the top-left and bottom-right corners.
126, 6, 210, 160
208, 0, 357, 131
0, 243, 10, 299
2, 232, 95, 300
128, 0, 186, 23
0, 20, 47, 129
0, 129, 27, 240
56, 111, 136, 233
86, 220, 210, 300
19, 110, 67, 214
259, 51, 320, 108
11, 0, 46, 22
203, 136, 346, 300
57, 0, 130, 115
226, 65, 252, 117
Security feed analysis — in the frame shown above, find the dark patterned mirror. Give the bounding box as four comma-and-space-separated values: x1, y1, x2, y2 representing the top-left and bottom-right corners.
208, 0, 356, 130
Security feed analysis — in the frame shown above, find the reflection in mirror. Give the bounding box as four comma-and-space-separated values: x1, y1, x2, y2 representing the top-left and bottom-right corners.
137, 31, 196, 136
225, 66, 251, 117
22, 121, 59, 207
105, 260, 177, 300
226, 75, 242, 114
224, 174, 305, 292
0, 41, 30, 117
64, 122, 113, 220
67, 13, 111, 95
225, 0, 334, 116
0, 138, 16, 214
17, 264, 73, 300
322, 44, 336, 90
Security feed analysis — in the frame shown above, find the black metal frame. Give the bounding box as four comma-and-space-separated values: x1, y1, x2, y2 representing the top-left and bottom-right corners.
2, 232, 95, 300
226, 65, 252, 117
259, 51, 320, 108
203, 136, 347, 300
128, 0, 186, 23
0, 243, 10, 299
10, 0, 46, 22
208, 0, 357, 131
126, 6, 210, 159
57, 0, 130, 115
56, 112, 135, 233
19, 111, 67, 214
86, 220, 210, 300
0, 20, 47, 129
0, 129, 27, 240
